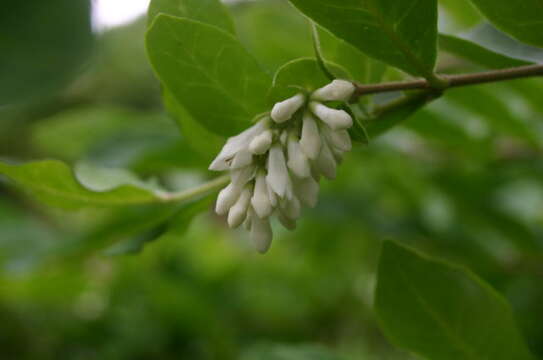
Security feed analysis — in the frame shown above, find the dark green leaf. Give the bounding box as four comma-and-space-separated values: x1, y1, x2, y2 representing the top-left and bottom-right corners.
146, 15, 271, 136
376, 241, 535, 360
148, 0, 235, 35
288, 0, 439, 77
467, 0, 543, 48
0, 0, 93, 105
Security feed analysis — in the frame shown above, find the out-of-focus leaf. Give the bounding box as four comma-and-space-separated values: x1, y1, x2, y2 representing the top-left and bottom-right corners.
147, 0, 235, 35
469, 24, 543, 64
467, 0, 543, 48
288, 0, 439, 77
0, 160, 167, 209
105, 197, 211, 256
366, 92, 438, 138
439, 0, 482, 31
439, 34, 531, 69
241, 344, 345, 360
0, 0, 93, 105
146, 15, 271, 136
271, 58, 349, 102
376, 241, 535, 360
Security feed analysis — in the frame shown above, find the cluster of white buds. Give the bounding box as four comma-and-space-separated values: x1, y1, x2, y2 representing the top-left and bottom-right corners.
209, 80, 356, 253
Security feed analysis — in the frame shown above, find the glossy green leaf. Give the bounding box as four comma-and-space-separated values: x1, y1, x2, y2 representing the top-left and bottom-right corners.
467, 0, 543, 48
146, 15, 271, 136
147, 0, 235, 35
241, 344, 345, 360
287, 0, 439, 77
375, 241, 535, 360
0, 0, 93, 105
439, 34, 531, 69
0, 160, 166, 209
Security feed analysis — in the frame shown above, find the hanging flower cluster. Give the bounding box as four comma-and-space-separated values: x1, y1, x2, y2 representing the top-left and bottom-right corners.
209, 80, 356, 253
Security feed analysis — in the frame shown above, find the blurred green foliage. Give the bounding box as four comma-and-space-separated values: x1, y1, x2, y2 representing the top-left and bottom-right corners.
1, 1, 543, 359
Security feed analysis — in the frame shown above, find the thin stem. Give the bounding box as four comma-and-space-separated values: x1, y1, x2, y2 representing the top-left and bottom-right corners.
160, 175, 229, 203
310, 22, 335, 81
353, 64, 543, 97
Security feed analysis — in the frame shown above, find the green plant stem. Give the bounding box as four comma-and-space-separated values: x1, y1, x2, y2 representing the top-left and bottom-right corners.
310, 22, 335, 81
353, 64, 543, 97
161, 175, 229, 203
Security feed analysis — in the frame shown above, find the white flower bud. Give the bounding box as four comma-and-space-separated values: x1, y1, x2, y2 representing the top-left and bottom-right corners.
277, 210, 297, 231
248, 129, 273, 155
310, 102, 352, 130
287, 133, 311, 178
271, 93, 305, 123
209, 120, 267, 171
314, 139, 337, 180
251, 170, 273, 218
280, 196, 301, 220
228, 186, 252, 228
312, 80, 356, 101
294, 176, 319, 208
299, 113, 321, 160
266, 144, 289, 198
249, 211, 273, 253
230, 150, 253, 169
215, 183, 242, 215
323, 126, 352, 152
267, 181, 278, 207
230, 165, 255, 189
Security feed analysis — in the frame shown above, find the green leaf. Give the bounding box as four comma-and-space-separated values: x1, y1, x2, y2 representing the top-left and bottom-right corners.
467, 0, 543, 48
0, 160, 166, 209
366, 92, 437, 138
375, 241, 535, 360
317, 27, 387, 84
146, 15, 271, 136
241, 344, 345, 360
162, 90, 224, 162
287, 0, 439, 78
439, 34, 531, 69
147, 0, 235, 35
271, 58, 349, 102
0, 0, 93, 105
105, 197, 211, 256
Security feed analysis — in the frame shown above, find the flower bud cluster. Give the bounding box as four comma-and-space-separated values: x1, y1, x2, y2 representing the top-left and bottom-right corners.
209, 80, 355, 253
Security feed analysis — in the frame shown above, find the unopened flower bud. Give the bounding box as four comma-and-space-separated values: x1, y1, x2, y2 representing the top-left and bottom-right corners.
228, 186, 252, 228
281, 196, 301, 220
271, 93, 305, 123
323, 127, 352, 152
312, 80, 356, 101
230, 165, 255, 189
294, 176, 319, 208
266, 144, 289, 198
215, 183, 242, 215
299, 113, 321, 160
249, 211, 273, 253
230, 150, 253, 169
315, 140, 337, 180
287, 133, 311, 178
249, 129, 273, 154
251, 170, 273, 218
310, 102, 352, 130
277, 210, 297, 230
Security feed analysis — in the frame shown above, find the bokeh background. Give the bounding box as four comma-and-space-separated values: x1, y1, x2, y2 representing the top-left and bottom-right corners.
1, 0, 543, 359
